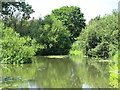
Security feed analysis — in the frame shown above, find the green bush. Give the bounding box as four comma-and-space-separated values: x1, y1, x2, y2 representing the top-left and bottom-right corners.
109, 65, 118, 88
70, 10, 118, 59
28, 15, 71, 55
1, 23, 37, 64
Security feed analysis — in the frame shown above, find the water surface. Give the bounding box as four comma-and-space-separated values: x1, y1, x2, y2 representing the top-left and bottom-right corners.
0, 56, 111, 88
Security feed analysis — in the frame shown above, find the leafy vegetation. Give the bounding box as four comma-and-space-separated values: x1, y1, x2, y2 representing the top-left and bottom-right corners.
1, 6, 86, 56
0, 2, 86, 63
1, 2, 34, 20
70, 10, 118, 60
1, 1, 34, 37
28, 15, 71, 55
109, 65, 118, 88
51, 6, 86, 42
1, 23, 38, 64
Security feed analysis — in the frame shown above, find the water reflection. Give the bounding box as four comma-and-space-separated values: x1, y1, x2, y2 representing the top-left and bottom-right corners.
0, 56, 110, 88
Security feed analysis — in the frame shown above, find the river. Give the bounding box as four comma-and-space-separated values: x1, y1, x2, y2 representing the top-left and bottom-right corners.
0, 56, 113, 88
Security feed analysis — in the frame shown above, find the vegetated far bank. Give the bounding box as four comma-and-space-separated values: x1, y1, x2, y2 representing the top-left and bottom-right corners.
70, 10, 118, 62
13, 6, 86, 55
1, 1, 118, 64
1, 2, 86, 64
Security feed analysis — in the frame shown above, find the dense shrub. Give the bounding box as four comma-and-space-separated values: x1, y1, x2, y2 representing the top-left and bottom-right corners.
109, 65, 118, 88
1, 23, 38, 64
2, 15, 71, 55
27, 15, 71, 55
70, 10, 118, 59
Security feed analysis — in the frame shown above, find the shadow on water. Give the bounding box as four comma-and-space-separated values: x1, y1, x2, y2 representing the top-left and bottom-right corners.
0, 56, 111, 88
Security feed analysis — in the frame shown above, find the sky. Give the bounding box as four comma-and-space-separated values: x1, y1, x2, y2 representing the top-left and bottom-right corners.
25, 0, 119, 23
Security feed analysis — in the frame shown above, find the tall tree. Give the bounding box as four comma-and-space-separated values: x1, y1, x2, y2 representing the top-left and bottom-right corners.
51, 6, 86, 42
0, 1, 34, 31
1, 1, 34, 20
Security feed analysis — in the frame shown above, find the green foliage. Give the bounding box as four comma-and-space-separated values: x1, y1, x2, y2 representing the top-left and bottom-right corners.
1, 2, 34, 34
1, 5, 86, 56
109, 65, 118, 88
51, 6, 86, 42
1, 13, 71, 55
69, 40, 84, 62
1, 2, 34, 20
43, 15, 71, 55
1, 23, 37, 64
28, 15, 71, 55
113, 51, 118, 65
3, 16, 31, 36
70, 10, 118, 59
15, 19, 31, 36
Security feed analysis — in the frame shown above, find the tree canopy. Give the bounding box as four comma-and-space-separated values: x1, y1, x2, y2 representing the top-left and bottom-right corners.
51, 6, 86, 42
28, 15, 71, 55
0, 1, 34, 31
1, 1, 34, 20
70, 11, 118, 59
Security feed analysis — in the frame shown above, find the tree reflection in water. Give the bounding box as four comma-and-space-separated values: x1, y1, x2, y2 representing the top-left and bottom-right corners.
0, 56, 110, 88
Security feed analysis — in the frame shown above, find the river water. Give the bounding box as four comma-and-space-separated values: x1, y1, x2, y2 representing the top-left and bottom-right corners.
0, 56, 112, 88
